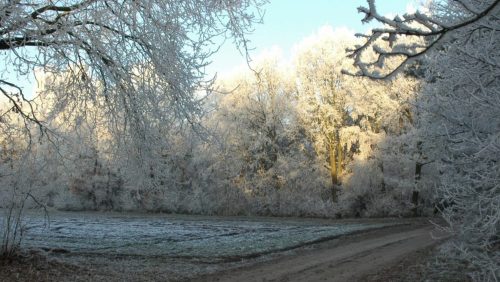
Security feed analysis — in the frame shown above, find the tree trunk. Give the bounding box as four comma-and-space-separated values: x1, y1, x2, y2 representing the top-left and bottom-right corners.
379, 161, 386, 192
330, 142, 338, 202
337, 138, 343, 178
330, 131, 343, 203
412, 160, 423, 216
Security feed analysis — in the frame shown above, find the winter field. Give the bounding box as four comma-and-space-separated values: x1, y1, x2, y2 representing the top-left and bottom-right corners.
2, 210, 400, 278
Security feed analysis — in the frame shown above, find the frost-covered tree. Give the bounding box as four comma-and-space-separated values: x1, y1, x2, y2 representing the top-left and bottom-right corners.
0, 0, 268, 213
210, 51, 332, 216
293, 26, 426, 216
0, 0, 266, 131
0, 106, 52, 256
0, 5, 272, 258
347, 0, 499, 279
293, 27, 355, 202
214, 52, 296, 207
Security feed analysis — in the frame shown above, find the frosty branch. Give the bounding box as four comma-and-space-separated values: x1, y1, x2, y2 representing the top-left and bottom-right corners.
0, 0, 266, 130
343, 0, 500, 79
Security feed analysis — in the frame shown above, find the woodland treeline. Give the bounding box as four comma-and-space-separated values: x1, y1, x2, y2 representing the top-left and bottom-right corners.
2, 28, 431, 218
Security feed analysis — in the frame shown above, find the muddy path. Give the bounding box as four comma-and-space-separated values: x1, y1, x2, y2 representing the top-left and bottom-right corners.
193, 223, 448, 282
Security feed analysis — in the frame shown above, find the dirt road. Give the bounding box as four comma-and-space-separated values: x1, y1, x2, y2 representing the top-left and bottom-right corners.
196, 224, 448, 282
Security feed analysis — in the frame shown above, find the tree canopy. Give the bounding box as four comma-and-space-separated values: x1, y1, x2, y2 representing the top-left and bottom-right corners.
0, 0, 266, 128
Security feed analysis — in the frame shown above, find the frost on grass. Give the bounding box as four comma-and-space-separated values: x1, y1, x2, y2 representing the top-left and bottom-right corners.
17, 212, 393, 261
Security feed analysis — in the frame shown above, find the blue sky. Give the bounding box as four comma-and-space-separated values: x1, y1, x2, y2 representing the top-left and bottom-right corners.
206, 0, 414, 78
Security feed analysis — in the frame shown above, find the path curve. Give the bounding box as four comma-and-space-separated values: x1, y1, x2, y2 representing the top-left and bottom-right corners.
195, 224, 447, 282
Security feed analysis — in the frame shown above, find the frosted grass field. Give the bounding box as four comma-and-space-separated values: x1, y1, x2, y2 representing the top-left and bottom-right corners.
2, 211, 399, 278
16, 212, 395, 260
